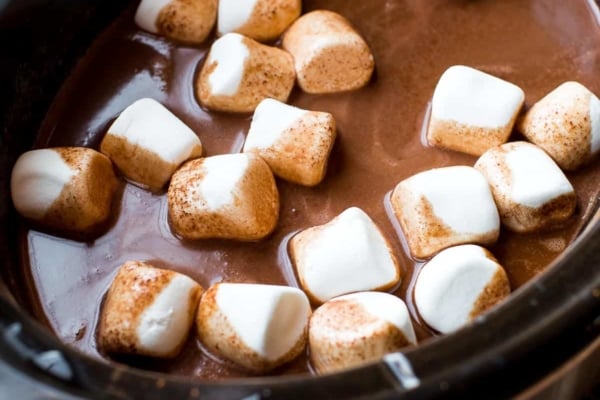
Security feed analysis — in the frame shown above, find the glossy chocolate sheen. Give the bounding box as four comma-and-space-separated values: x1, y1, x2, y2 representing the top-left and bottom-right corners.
13, 0, 600, 380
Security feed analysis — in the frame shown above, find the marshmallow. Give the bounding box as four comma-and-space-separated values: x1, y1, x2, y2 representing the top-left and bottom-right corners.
167, 152, 279, 240
518, 81, 600, 170
99, 261, 203, 358
427, 65, 525, 156
414, 245, 511, 334
390, 166, 500, 259
218, 0, 301, 42
10, 147, 118, 234
289, 207, 401, 304
196, 33, 295, 113
475, 142, 576, 232
196, 283, 310, 372
309, 291, 416, 374
135, 0, 217, 44
282, 10, 375, 94
243, 98, 336, 186
100, 98, 202, 192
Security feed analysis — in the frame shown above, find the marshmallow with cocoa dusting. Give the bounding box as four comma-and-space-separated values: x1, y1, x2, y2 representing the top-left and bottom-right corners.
11, 147, 118, 234
427, 65, 525, 156
99, 261, 203, 358
309, 291, 416, 374
390, 166, 500, 259
289, 207, 401, 304
101, 98, 202, 192
196, 282, 311, 372
167, 153, 279, 240
518, 81, 600, 170
197, 33, 295, 113
243, 98, 336, 186
135, 0, 217, 44
414, 245, 511, 334
475, 141, 576, 232
218, 0, 301, 42
282, 10, 375, 94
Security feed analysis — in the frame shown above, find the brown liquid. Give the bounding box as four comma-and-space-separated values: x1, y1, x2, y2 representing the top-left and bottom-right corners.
14, 0, 600, 380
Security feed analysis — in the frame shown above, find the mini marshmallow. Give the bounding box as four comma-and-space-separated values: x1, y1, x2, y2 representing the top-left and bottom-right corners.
289, 207, 401, 304
135, 0, 217, 44
475, 141, 576, 232
10, 147, 118, 234
309, 291, 416, 374
390, 166, 500, 259
99, 261, 203, 358
101, 98, 202, 191
218, 0, 301, 42
518, 81, 600, 170
197, 33, 295, 113
197, 283, 310, 372
414, 245, 510, 334
282, 10, 375, 94
427, 65, 525, 156
167, 152, 279, 240
243, 98, 336, 186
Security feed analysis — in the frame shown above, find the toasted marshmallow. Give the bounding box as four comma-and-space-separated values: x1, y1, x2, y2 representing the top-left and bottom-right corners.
167, 152, 279, 240
518, 81, 600, 170
414, 245, 510, 334
11, 147, 118, 234
427, 65, 525, 156
390, 166, 500, 259
100, 98, 202, 192
282, 10, 375, 94
475, 142, 576, 232
218, 0, 301, 42
289, 207, 400, 304
197, 33, 295, 113
135, 0, 217, 44
99, 261, 203, 358
197, 283, 310, 372
309, 291, 416, 374
243, 98, 336, 186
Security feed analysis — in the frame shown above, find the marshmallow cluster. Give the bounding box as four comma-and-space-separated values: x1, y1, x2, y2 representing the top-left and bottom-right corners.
197, 283, 311, 372
289, 207, 401, 304
309, 292, 416, 374
101, 98, 203, 192
10, 147, 118, 235
99, 261, 203, 358
243, 98, 337, 186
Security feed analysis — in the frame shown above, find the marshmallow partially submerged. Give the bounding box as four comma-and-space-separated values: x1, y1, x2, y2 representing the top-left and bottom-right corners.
243, 98, 336, 186
135, 0, 217, 44
197, 33, 295, 113
518, 81, 600, 170
196, 283, 311, 372
218, 0, 301, 42
427, 65, 525, 156
309, 291, 416, 374
414, 245, 511, 334
282, 10, 375, 94
475, 141, 576, 232
99, 261, 203, 358
289, 207, 401, 304
11, 147, 118, 235
390, 166, 500, 259
101, 98, 202, 192
167, 153, 279, 240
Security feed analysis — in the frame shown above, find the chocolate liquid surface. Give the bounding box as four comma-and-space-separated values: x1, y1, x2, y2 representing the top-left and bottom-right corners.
14, 0, 600, 379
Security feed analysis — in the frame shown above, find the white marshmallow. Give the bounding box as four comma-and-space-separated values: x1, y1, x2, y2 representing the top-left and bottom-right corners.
135, 0, 172, 33
414, 245, 510, 334
197, 283, 311, 372
207, 33, 250, 97
390, 166, 500, 259
309, 291, 416, 374
200, 154, 248, 210
218, 0, 257, 35
289, 207, 401, 304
